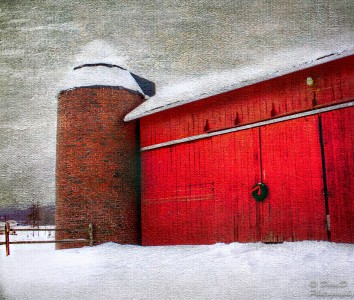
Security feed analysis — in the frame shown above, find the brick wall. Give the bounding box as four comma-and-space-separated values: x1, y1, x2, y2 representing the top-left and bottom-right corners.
55, 87, 143, 249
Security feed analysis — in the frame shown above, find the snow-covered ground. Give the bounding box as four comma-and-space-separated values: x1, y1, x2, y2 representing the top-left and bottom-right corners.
0, 228, 353, 300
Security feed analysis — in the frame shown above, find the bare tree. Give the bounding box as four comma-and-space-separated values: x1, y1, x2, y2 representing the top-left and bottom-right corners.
26, 201, 41, 236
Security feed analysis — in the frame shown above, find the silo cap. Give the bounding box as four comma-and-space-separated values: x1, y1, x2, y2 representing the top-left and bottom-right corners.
61, 63, 155, 97
60, 40, 155, 97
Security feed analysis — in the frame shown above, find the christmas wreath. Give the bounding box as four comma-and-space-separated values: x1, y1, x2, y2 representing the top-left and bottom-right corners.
251, 183, 268, 202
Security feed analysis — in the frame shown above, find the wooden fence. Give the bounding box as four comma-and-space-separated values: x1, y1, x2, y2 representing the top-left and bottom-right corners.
0, 222, 94, 256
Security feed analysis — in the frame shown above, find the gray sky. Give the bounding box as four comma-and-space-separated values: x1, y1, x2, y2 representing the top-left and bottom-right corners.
0, 0, 353, 209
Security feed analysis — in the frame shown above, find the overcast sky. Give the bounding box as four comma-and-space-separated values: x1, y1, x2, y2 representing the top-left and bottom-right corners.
0, 0, 353, 209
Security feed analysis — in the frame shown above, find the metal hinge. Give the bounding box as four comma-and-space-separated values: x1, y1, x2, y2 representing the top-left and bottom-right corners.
326, 215, 330, 231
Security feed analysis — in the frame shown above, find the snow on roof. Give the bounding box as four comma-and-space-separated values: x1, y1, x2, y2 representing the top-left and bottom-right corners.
60, 40, 148, 97
61, 64, 146, 96
124, 47, 354, 121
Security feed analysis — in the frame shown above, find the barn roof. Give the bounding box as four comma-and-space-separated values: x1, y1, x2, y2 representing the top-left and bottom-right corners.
124, 47, 354, 122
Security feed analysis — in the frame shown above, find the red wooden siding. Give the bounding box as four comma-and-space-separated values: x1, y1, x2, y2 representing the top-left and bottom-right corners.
140, 55, 354, 148
142, 116, 332, 245
142, 130, 262, 245
260, 116, 327, 242
211, 129, 260, 243
321, 107, 354, 243
142, 140, 217, 245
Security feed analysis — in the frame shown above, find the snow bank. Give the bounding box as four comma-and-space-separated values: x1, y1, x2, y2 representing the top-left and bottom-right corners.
0, 230, 353, 300
125, 47, 354, 121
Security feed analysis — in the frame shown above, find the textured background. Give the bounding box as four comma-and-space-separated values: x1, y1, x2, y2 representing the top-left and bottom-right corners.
0, 0, 353, 209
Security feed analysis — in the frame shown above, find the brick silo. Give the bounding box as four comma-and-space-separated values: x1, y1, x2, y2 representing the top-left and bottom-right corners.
55, 62, 154, 249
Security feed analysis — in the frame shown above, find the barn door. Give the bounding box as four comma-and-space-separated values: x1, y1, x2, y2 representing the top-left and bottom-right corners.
321, 107, 354, 243
259, 116, 328, 242
211, 128, 261, 243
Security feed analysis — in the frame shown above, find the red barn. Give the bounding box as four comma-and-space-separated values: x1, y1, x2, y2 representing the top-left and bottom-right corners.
56, 49, 353, 249
125, 50, 354, 245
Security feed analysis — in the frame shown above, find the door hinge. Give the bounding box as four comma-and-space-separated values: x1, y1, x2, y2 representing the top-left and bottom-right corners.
326, 214, 330, 231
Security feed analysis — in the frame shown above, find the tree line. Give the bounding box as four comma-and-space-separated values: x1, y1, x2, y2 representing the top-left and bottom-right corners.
0, 203, 55, 226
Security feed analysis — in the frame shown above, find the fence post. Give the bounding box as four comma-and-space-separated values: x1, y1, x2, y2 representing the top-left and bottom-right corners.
5, 222, 10, 256
88, 223, 93, 246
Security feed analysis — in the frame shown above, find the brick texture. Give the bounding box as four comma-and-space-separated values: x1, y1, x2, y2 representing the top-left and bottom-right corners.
55, 87, 143, 249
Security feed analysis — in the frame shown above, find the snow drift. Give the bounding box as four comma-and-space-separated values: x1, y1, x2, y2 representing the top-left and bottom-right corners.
0, 229, 353, 299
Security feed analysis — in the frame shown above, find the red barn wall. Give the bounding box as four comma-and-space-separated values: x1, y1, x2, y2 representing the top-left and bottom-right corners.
141, 55, 354, 245
56, 87, 142, 249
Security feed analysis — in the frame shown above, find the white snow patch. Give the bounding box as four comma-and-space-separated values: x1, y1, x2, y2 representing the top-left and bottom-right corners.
0, 230, 353, 300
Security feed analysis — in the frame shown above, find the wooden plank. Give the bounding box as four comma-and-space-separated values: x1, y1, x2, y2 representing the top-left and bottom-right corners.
210, 134, 226, 242
332, 72, 343, 103
184, 138, 213, 244
290, 74, 301, 112
347, 58, 354, 98
177, 143, 187, 244
316, 75, 331, 106
321, 107, 354, 243
233, 128, 261, 242
139, 117, 149, 147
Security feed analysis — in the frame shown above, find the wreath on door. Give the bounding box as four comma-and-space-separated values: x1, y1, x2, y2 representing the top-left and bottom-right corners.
252, 183, 268, 202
